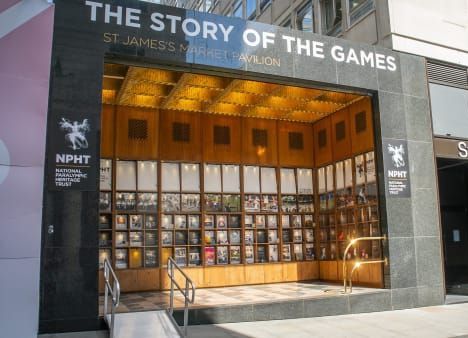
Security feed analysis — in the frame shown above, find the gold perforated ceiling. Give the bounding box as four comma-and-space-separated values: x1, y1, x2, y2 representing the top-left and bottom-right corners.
102, 64, 365, 123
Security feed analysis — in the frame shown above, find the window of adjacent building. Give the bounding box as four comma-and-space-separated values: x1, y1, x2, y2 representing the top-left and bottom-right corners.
296, 2, 314, 32
246, 0, 256, 19
430, 83, 468, 138
260, 0, 271, 11
281, 18, 292, 28
348, 0, 374, 26
321, 0, 342, 35
233, 0, 243, 17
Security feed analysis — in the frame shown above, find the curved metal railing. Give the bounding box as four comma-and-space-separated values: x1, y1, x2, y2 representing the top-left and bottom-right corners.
103, 258, 121, 338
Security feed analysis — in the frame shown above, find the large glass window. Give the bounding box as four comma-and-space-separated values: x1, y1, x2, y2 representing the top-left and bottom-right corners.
430, 83, 468, 138
348, 0, 374, 25
321, 0, 342, 35
296, 2, 314, 32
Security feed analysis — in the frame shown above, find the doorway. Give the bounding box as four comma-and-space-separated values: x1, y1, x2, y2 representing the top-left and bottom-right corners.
438, 158, 468, 294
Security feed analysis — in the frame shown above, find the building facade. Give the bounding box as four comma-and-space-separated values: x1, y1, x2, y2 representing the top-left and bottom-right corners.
0, 0, 466, 337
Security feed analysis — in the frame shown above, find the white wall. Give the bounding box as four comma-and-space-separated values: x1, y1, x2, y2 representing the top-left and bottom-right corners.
388, 0, 468, 66
0, 1, 53, 337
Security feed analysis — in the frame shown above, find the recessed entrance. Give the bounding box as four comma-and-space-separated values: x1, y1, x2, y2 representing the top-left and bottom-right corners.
438, 158, 468, 295
98, 62, 384, 294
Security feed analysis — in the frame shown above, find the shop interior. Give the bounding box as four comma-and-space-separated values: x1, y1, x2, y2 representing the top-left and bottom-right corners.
98, 63, 383, 293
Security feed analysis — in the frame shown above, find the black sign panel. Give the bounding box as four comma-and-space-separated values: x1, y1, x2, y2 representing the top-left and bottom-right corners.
383, 139, 411, 197
47, 114, 98, 190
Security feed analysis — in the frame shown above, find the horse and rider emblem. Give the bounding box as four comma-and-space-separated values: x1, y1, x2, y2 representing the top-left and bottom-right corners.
59, 118, 90, 150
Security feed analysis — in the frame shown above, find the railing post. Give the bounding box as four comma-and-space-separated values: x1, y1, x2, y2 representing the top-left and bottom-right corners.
104, 263, 109, 317
110, 280, 116, 338
169, 259, 174, 316
184, 279, 189, 337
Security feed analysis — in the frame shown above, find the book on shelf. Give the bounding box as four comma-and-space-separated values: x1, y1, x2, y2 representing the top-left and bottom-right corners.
217, 230, 229, 245
244, 215, 254, 228
205, 247, 215, 265
229, 230, 241, 244
216, 215, 227, 229
162, 231, 173, 246
115, 215, 128, 230
305, 229, 314, 243
145, 215, 157, 229
145, 249, 158, 267
294, 244, 303, 261
305, 244, 315, 260
293, 229, 303, 242
292, 215, 302, 228
217, 246, 228, 264
99, 215, 111, 230
304, 215, 314, 228
175, 215, 187, 229
255, 215, 266, 228
256, 246, 267, 263
269, 245, 278, 262
244, 230, 254, 245
116, 232, 128, 247
188, 215, 200, 229
129, 231, 143, 246
188, 248, 201, 266
256, 230, 266, 243
230, 246, 241, 264
161, 215, 174, 229
129, 215, 143, 230
175, 247, 187, 266
282, 244, 291, 261
229, 215, 241, 228
204, 215, 214, 228
267, 215, 278, 228
245, 245, 254, 263
204, 230, 215, 245
175, 231, 187, 245
189, 231, 201, 245
268, 230, 278, 244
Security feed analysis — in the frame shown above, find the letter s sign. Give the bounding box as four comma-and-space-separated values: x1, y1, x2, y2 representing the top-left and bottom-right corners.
458, 141, 468, 158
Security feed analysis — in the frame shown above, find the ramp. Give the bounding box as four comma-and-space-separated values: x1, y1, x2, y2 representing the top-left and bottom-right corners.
106, 310, 181, 338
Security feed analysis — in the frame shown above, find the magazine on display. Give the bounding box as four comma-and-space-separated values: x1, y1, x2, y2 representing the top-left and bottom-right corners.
257, 245, 266, 263
282, 229, 291, 243
137, 192, 158, 212
175, 215, 187, 229
115, 215, 128, 230
293, 229, 303, 243
175, 247, 187, 266
205, 247, 215, 265
267, 215, 278, 228
245, 245, 254, 263
256, 230, 267, 243
229, 215, 241, 228
188, 215, 200, 229
162, 231, 173, 246
204, 230, 215, 245
99, 249, 111, 269
99, 192, 112, 212
145, 249, 157, 267
188, 248, 201, 266
244, 194, 261, 212
305, 244, 315, 260
230, 246, 241, 264
161, 215, 174, 229
281, 215, 290, 228
245, 230, 254, 245
304, 215, 314, 228
305, 229, 314, 243
145, 215, 157, 229
281, 195, 297, 212
129, 231, 143, 246
115, 249, 128, 269
292, 215, 302, 228
261, 195, 278, 212
145, 231, 157, 246
217, 246, 228, 264
216, 215, 227, 229
189, 231, 201, 245
255, 215, 266, 228
204, 215, 214, 228
99, 215, 111, 230
269, 245, 278, 262
99, 232, 111, 247
223, 194, 241, 212
298, 195, 314, 212
268, 230, 278, 244
129, 215, 143, 230
229, 230, 241, 244
175, 231, 187, 245
294, 244, 304, 261
116, 232, 128, 247
244, 215, 254, 228
205, 194, 222, 212
217, 230, 229, 245
181, 193, 201, 212
282, 244, 291, 261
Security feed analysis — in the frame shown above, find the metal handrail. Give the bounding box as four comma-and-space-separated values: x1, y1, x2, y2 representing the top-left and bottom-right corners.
349, 258, 387, 293
342, 235, 386, 293
103, 258, 120, 338
167, 257, 196, 337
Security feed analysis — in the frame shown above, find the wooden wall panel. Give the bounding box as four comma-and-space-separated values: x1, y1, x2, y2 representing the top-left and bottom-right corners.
331, 107, 352, 161
313, 117, 333, 166
137, 269, 160, 291
241, 118, 278, 165
202, 114, 241, 163
101, 104, 115, 158
278, 121, 314, 167
264, 264, 284, 283
298, 261, 319, 280
245, 264, 265, 284
159, 109, 202, 162
349, 97, 374, 154
319, 261, 338, 281
115, 106, 159, 159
